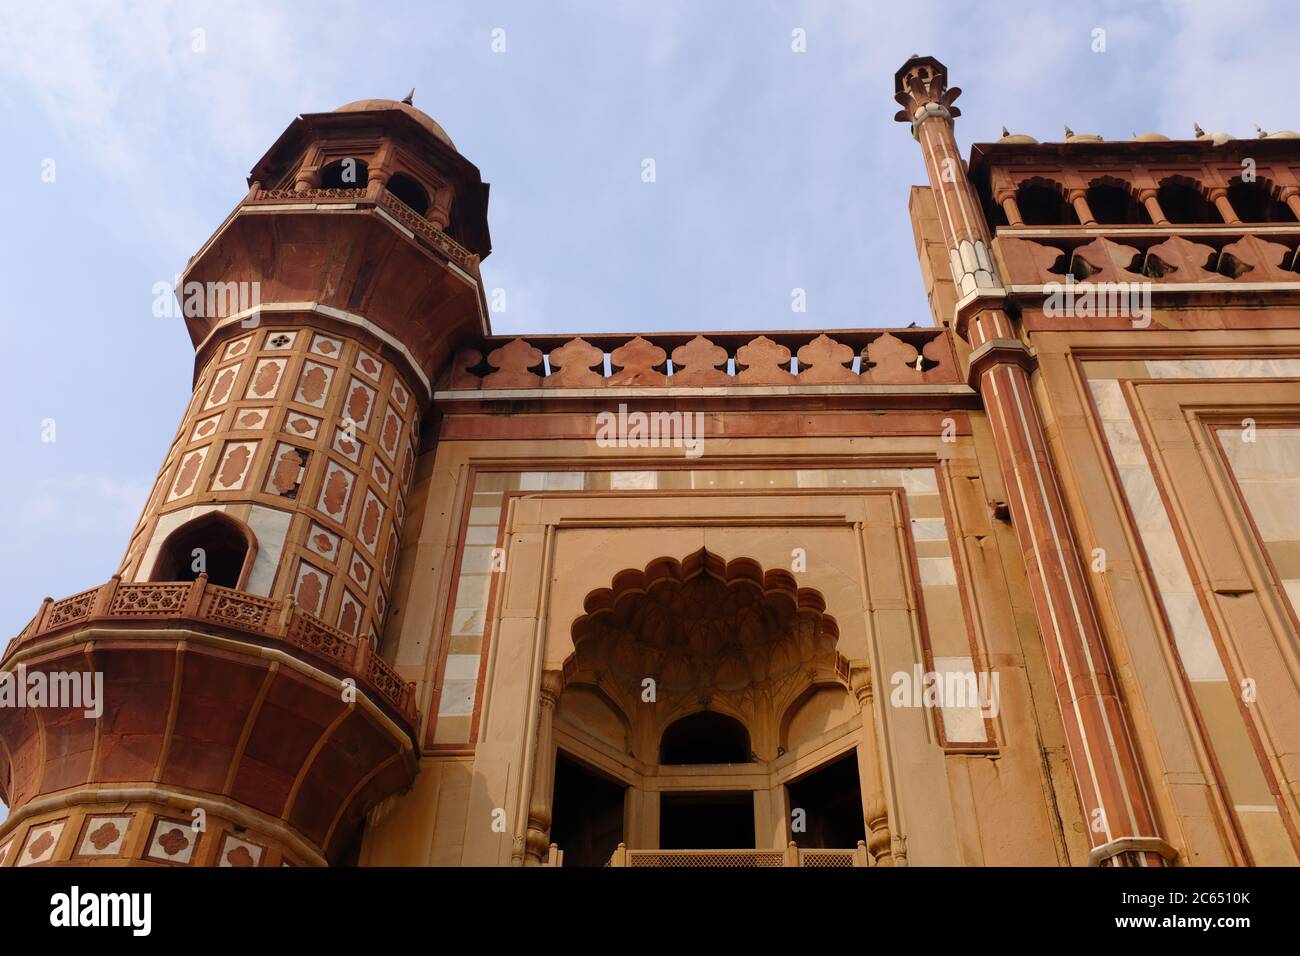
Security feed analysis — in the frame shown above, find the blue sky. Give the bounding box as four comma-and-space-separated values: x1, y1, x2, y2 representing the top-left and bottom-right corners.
0, 0, 1295, 640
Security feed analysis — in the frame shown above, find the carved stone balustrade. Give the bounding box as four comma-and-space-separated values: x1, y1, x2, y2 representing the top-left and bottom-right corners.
2, 576, 418, 729
243, 184, 481, 277
0, 575, 420, 865
996, 230, 1300, 289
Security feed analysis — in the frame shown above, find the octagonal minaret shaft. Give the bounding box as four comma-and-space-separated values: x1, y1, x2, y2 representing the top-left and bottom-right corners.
0, 96, 491, 867
121, 97, 493, 647
894, 56, 1172, 867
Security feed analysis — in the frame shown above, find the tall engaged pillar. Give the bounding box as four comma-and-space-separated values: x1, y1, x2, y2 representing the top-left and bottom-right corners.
850, 663, 896, 866
892, 56, 1174, 866
523, 670, 564, 866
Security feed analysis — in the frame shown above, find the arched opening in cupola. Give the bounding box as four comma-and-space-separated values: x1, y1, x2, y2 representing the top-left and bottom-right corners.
319, 157, 369, 189
386, 172, 430, 215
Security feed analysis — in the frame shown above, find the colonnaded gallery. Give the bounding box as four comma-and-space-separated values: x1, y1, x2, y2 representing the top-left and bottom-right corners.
3, 55, 1300, 869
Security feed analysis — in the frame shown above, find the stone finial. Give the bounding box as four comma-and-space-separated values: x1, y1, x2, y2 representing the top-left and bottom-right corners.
998, 128, 1038, 145
401, 88, 415, 105
1064, 126, 1103, 143
1194, 124, 1234, 145
893, 55, 961, 133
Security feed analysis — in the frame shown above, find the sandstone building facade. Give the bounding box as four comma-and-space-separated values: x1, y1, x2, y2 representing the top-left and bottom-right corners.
2, 56, 1299, 867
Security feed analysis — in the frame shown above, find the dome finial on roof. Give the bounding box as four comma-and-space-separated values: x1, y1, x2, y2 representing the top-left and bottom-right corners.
1064, 125, 1103, 143
998, 127, 1038, 144
1194, 123, 1234, 145
1263, 126, 1299, 139
401, 88, 415, 105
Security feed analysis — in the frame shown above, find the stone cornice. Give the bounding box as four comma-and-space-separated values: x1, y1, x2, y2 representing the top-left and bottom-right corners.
965, 337, 1035, 386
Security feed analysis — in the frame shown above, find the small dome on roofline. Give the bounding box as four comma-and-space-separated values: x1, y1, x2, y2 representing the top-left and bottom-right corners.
1194, 124, 1234, 145
998, 127, 1038, 144
335, 97, 455, 149
1063, 125, 1103, 143
1254, 124, 1300, 140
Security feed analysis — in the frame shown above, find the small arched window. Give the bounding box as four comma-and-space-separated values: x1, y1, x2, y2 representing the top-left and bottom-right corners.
1157, 179, 1221, 224
1086, 179, 1150, 224
319, 157, 368, 189
386, 172, 430, 215
150, 511, 256, 590
659, 711, 751, 765
1226, 178, 1296, 223
1016, 180, 1077, 226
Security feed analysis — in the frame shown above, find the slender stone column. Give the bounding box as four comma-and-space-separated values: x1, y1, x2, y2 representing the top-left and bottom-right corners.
893, 56, 1174, 867
1138, 187, 1168, 225
1000, 194, 1023, 226
1283, 187, 1300, 221
1067, 188, 1096, 225
1209, 187, 1240, 224
523, 669, 564, 865
849, 663, 894, 866
994, 183, 1023, 226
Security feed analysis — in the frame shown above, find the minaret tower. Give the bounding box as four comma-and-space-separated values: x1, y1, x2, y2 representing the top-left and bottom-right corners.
0, 98, 490, 866
893, 56, 1173, 866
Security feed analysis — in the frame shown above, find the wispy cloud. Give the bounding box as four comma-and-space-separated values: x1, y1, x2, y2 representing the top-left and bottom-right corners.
1, 0, 1295, 638
0, 0, 333, 248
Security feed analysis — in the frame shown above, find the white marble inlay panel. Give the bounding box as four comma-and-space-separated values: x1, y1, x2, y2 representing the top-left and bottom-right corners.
932, 655, 989, 743
610, 471, 658, 490
1086, 358, 1300, 689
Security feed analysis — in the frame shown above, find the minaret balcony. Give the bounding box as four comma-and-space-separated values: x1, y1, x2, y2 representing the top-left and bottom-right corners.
4, 575, 417, 733
0, 574, 418, 863
241, 184, 481, 281
183, 182, 489, 388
